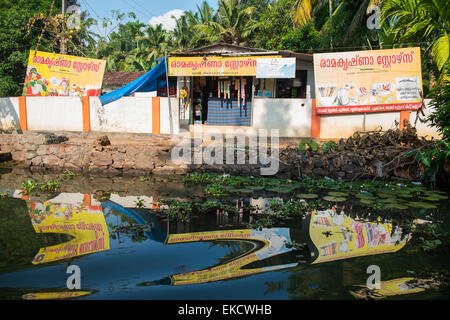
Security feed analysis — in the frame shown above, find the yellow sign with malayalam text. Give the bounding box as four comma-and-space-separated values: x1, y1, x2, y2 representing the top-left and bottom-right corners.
23, 50, 105, 97
168, 56, 281, 77
313, 48, 423, 114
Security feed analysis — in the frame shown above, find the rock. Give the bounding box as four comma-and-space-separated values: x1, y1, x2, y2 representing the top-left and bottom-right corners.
152, 166, 176, 175
96, 135, 111, 146
0, 152, 12, 162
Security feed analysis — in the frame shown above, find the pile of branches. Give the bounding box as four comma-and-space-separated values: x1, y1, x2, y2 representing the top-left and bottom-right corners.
280, 125, 437, 182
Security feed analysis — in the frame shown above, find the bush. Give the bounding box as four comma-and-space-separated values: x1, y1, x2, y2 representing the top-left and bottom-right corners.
427, 83, 450, 141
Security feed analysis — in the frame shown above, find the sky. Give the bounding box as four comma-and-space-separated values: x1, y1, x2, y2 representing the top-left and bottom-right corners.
78, 0, 217, 37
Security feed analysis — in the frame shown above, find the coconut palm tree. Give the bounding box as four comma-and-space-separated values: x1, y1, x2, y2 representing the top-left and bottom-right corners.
194, 0, 258, 46
292, 0, 380, 48
380, 0, 449, 84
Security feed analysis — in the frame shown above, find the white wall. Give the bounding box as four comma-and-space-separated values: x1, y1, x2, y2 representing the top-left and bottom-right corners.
160, 97, 180, 134
414, 99, 442, 139
90, 97, 153, 133
27, 96, 83, 131
253, 98, 312, 137
319, 99, 441, 139
0, 97, 20, 130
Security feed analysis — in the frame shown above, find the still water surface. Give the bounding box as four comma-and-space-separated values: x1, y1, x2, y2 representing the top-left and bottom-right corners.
0, 170, 449, 300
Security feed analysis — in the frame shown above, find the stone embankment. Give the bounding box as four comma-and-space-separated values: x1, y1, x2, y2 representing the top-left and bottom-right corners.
0, 126, 442, 183
0, 131, 190, 176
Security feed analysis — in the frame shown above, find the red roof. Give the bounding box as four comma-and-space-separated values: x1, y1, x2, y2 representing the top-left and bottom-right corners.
102, 71, 146, 90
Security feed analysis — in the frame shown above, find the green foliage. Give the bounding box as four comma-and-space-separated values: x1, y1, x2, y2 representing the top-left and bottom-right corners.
60, 169, 74, 180
135, 196, 145, 209
39, 179, 60, 193
427, 83, 450, 142
299, 139, 319, 151
320, 141, 337, 152
21, 179, 38, 195
204, 183, 227, 198
277, 22, 321, 53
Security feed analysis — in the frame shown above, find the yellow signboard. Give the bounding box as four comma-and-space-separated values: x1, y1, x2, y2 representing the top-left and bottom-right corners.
309, 209, 409, 264
313, 48, 423, 114
23, 50, 106, 97
27, 201, 110, 264
168, 56, 281, 77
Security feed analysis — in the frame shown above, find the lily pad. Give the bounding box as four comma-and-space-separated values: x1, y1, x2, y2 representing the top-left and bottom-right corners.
265, 186, 295, 193
245, 185, 265, 191
296, 193, 319, 199
407, 202, 438, 209
420, 194, 448, 201
328, 191, 349, 197
323, 196, 346, 202
359, 199, 372, 205
385, 203, 408, 210
355, 193, 376, 200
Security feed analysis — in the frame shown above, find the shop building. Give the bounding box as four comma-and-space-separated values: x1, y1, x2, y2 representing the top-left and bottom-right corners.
168, 43, 317, 137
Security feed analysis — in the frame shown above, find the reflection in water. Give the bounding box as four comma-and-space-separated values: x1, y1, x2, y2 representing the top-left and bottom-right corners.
27, 201, 110, 264
22, 291, 92, 300
0, 188, 424, 299
308, 208, 410, 264
349, 277, 429, 299
164, 228, 298, 286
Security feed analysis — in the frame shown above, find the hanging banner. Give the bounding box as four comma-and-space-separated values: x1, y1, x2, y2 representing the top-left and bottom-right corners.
256, 57, 296, 78
168, 56, 281, 77
313, 48, 423, 114
23, 50, 106, 97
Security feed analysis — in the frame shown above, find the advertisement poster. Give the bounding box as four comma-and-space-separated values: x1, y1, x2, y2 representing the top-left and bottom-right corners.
309, 209, 410, 264
27, 201, 110, 264
313, 48, 423, 114
23, 50, 106, 97
167, 228, 296, 285
168, 56, 281, 77
256, 58, 296, 78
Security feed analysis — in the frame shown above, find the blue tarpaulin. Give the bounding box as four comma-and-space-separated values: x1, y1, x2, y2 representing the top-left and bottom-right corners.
99, 58, 168, 105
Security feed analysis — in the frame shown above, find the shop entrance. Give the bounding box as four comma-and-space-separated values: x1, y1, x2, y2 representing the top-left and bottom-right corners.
188, 76, 254, 126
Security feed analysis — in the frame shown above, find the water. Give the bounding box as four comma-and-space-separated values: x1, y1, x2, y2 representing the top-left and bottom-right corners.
0, 168, 449, 300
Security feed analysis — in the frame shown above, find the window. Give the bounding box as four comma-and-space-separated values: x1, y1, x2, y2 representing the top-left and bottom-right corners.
276, 70, 307, 98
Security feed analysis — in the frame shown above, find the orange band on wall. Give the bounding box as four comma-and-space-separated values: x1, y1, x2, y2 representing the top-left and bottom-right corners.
82, 96, 91, 132
399, 111, 410, 130
83, 194, 92, 206
310, 98, 320, 138
19, 96, 28, 131
152, 97, 160, 134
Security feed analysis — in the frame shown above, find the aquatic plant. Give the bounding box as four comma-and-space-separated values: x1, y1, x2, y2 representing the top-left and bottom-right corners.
135, 197, 145, 209
39, 179, 60, 193
21, 180, 38, 195
60, 169, 75, 180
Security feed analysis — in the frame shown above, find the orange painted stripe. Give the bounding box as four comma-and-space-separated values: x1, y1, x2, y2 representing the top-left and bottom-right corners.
82, 96, 91, 132
310, 98, 320, 138
152, 97, 160, 134
83, 194, 91, 206
19, 96, 28, 131
399, 111, 410, 130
